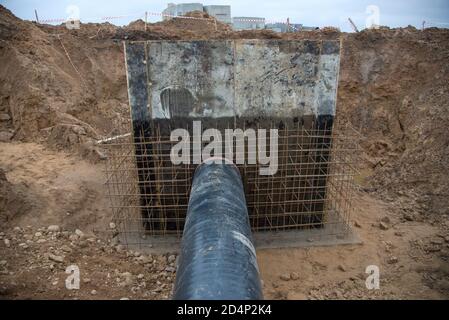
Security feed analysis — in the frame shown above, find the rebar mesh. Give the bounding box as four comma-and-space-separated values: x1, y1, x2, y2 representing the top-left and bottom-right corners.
104, 118, 360, 247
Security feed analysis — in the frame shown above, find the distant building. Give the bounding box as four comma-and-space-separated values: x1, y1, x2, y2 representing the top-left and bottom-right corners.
162, 3, 203, 20
289, 24, 306, 31
203, 5, 232, 24
300, 25, 319, 31
265, 23, 289, 33
265, 23, 318, 33
161, 3, 313, 31
232, 17, 265, 30
162, 3, 232, 24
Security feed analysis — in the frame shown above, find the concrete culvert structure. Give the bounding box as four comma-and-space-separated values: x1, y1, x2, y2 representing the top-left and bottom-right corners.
173, 159, 263, 300
108, 39, 360, 253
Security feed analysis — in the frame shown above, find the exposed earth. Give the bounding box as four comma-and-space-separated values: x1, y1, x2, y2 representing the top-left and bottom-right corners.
0, 6, 448, 299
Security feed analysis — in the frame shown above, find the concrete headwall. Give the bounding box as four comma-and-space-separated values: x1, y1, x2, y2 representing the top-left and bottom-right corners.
124, 39, 341, 234
139, 40, 340, 120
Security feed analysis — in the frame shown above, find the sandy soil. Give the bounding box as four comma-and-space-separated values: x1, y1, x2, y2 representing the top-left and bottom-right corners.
0, 142, 174, 300
1, 142, 448, 299
259, 193, 449, 299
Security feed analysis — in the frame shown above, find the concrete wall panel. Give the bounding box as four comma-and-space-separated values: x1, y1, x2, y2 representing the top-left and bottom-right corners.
128, 39, 340, 120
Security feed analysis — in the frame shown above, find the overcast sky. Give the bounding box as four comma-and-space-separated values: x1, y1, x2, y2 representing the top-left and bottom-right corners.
1, 0, 448, 32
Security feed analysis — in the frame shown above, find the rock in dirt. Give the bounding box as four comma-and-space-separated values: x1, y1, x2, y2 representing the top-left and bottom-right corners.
387, 256, 399, 264
120, 272, 133, 286
165, 266, 176, 273
380, 216, 391, 224
290, 272, 300, 280
0, 113, 11, 121
280, 273, 291, 281
48, 254, 64, 263
0, 131, 13, 142
75, 229, 84, 238
47, 225, 60, 232
338, 264, 347, 272
61, 245, 72, 253
168, 255, 176, 264
379, 222, 390, 230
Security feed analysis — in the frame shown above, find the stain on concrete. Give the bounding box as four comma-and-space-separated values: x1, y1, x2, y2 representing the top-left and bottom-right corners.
160, 87, 196, 118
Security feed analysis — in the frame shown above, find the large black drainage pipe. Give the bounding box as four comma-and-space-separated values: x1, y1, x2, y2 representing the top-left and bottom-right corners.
173, 159, 263, 300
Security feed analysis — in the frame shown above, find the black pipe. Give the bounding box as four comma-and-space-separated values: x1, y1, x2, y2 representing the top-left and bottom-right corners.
173, 160, 263, 300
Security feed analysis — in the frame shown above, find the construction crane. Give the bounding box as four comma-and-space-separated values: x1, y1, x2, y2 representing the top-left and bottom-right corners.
348, 17, 359, 32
